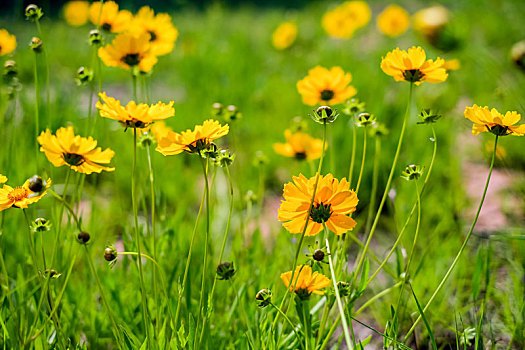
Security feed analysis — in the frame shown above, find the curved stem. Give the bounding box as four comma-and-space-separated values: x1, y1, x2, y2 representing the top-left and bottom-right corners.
355, 127, 367, 194
348, 118, 357, 185
365, 136, 381, 235
269, 302, 301, 340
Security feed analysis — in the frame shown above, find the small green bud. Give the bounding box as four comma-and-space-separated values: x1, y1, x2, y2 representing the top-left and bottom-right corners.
25, 4, 43, 22
139, 132, 156, 148
215, 149, 235, 167
30, 37, 43, 53
245, 190, 257, 205
77, 231, 90, 244
255, 288, 272, 308
252, 151, 268, 167
225, 105, 242, 121
89, 29, 103, 46
341, 98, 366, 116
76, 66, 93, 86
216, 261, 236, 280
291, 116, 308, 132
211, 102, 223, 117
31, 217, 52, 233
401, 164, 424, 181
369, 122, 389, 137
337, 281, 351, 297
417, 109, 442, 124
3, 60, 17, 77
45, 269, 62, 279
511, 40, 525, 72
312, 106, 338, 124
356, 112, 376, 127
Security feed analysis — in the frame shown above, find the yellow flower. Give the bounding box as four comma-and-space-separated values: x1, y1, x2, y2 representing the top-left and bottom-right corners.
0, 29, 16, 56
322, 1, 371, 39
96, 92, 175, 129
98, 32, 158, 72
377, 5, 410, 38
464, 105, 525, 136
297, 66, 356, 106
0, 175, 7, 184
156, 119, 229, 156
130, 6, 178, 56
37, 127, 115, 174
280, 265, 330, 298
273, 130, 325, 161
89, 1, 132, 33
278, 173, 358, 236
413, 6, 449, 39
0, 177, 51, 212
63, 1, 90, 26
380, 46, 447, 84
272, 21, 297, 50
443, 59, 460, 71
150, 121, 173, 141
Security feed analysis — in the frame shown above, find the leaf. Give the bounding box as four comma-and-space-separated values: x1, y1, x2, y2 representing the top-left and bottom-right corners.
410, 285, 437, 350
178, 323, 188, 348
358, 258, 369, 294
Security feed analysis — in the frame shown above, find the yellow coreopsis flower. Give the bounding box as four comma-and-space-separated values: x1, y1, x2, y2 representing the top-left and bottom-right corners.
322, 1, 371, 39
63, 1, 90, 26
89, 1, 132, 33
0, 29, 16, 56
273, 130, 324, 161
280, 265, 330, 299
377, 5, 410, 38
443, 59, 460, 71
156, 119, 229, 156
278, 173, 358, 236
297, 66, 356, 106
96, 92, 175, 129
413, 5, 449, 39
37, 127, 115, 174
0, 177, 51, 212
98, 32, 158, 72
380, 46, 447, 84
0, 175, 7, 184
149, 121, 173, 141
464, 105, 525, 136
272, 21, 297, 50
130, 6, 178, 56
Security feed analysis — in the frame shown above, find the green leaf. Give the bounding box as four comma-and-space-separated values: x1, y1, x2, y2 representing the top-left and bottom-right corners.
410, 285, 437, 350
358, 258, 369, 294
178, 323, 188, 348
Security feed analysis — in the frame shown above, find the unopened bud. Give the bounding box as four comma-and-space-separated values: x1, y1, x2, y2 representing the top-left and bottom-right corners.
216, 261, 236, 280
25, 4, 43, 22
77, 231, 90, 244
255, 289, 272, 307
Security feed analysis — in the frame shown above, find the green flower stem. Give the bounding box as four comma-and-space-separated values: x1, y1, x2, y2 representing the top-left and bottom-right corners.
404, 134, 499, 341
348, 118, 357, 185
50, 169, 72, 267
269, 302, 302, 341
315, 297, 335, 348
354, 281, 402, 316
23, 209, 42, 282
47, 189, 81, 231
132, 73, 138, 101
299, 299, 312, 350
319, 313, 341, 350
355, 127, 367, 194
35, 19, 50, 127
32, 51, 40, 172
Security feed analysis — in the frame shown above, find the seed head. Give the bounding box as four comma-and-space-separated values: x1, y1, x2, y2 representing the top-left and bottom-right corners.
31, 217, 52, 233
401, 164, 424, 181
216, 261, 236, 280
312, 106, 338, 124
28, 175, 45, 193
255, 289, 272, 308
356, 112, 376, 127
104, 246, 118, 262
25, 4, 43, 22
77, 231, 90, 244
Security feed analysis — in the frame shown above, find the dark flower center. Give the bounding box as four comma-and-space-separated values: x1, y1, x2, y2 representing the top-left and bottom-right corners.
63, 153, 85, 166
402, 69, 425, 83
148, 30, 157, 42
310, 202, 332, 223
121, 53, 141, 66
295, 288, 311, 300
295, 152, 307, 160
488, 124, 510, 136
101, 22, 112, 32
320, 89, 335, 101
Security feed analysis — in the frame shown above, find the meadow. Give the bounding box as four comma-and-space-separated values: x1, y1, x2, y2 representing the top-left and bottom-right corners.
1, 0, 525, 349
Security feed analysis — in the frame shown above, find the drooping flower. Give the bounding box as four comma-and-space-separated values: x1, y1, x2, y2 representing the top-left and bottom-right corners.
63, 1, 90, 26
272, 21, 297, 50
37, 127, 115, 174
130, 6, 178, 56
322, 1, 371, 39
0, 177, 51, 211
377, 5, 410, 38
156, 119, 229, 156
278, 173, 358, 236
96, 92, 175, 129
297, 66, 356, 106
280, 265, 330, 299
273, 130, 325, 161
380, 46, 447, 84
464, 105, 525, 136
98, 32, 158, 72
0, 29, 16, 56
89, 1, 132, 33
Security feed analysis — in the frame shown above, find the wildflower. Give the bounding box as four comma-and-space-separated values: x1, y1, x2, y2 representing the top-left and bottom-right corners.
89, 29, 103, 46
130, 6, 178, 56
417, 109, 441, 124
37, 126, 115, 174
401, 164, 424, 181
443, 59, 460, 71
255, 289, 272, 308
413, 6, 449, 40
31, 217, 52, 233
277, 173, 358, 236
341, 98, 365, 116
312, 106, 338, 124
89, 1, 132, 33
272, 21, 297, 50
216, 262, 236, 280
156, 119, 229, 156
29, 37, 42, 53
381, 46, 447, 84
356, 112, 376, 127
63, 1, 90, 26
0, 29, 16, 56
464, 105, 525, 136
322, 1, 371, 39
0, 175, 6, 184
280, 265, 330, 299
0, 177, 51, 211
25, 4, 43, 22
297, 66, 356, 106
96, 92, 175, 129
149, 121, 173, 142
273, 129, 325, 161
98, 32, 158, 73
77, 231, 90, 244
104, 246, 118, 262
377, 5, 410, 38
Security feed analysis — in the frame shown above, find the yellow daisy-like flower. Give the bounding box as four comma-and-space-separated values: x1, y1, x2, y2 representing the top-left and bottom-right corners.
89, 1, 132, 33
278, 173, 358, 236
96, 92, 175, 129
272, 21, 297, 50
130, 6, 178, 56
0, 29, 16, 56
156, 119, 229, 156
98, 32, 158, 73
413, 6, 449, 39
0, 175, 7, 184
280, 265, 330, 299
63, 1, 90, 26
297, 66, 356, 106
322, 1, 371, 39
37, 127, 115, 174
149, 121, 173, 141
377, 5, 410, 38
380, 46, 447, 84
273, 130, 325, 161
0, 177, 51, 212
464, 105, 525, 136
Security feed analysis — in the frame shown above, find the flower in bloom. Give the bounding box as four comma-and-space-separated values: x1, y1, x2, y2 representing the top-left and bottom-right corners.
297, 66, 356, 106
380, 46, 447, 84
63, 1, 90, 26
273, 130, 325, 161
96, 92, 175, 128
0, 29, 16, 56
37, 127, 115, 174
130, 6, 178, 56
272, 21, 297, 50
0, 175, 7, 184
413, 6, 449, 39
377, 5, 410, 38
98, 32, 158, 73
89, 1, 132, 33
280, 265, 330, 299
322, 1, 371, 39
464, 105, 525, 136
443, 59, 460, 71
149, 121, 173, 141
156, 119, 229, 156
0, 177, 51, 211
278, 173, 358, 236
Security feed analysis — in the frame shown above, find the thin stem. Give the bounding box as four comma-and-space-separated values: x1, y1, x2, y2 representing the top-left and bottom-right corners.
33, 51, 40, 172
132, 73, 138, 101
269, 302, 302, 341
355, 127, 367, 194
348, 118, 357, 185
354, 282, 402, 316
35, 20, 50, 128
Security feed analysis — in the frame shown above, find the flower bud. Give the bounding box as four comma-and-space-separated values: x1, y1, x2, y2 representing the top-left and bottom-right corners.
77, 231, 90, 244
511, 40, 525, 72
225, 105, 242, 121
45, 269, 62, 279
31, 217, 52, 233
401, 164, 424, 181
369, 122, 389, 137
417, 109, 442, 124
76, 66, 93, 86
252, 151, 268, 167
30, 37, 43, 53
341, 98, 366, 116
104, 246, 118, 262
3, 60, 17, 78
356, 112, 376, 127
312, 106, 338, 124
139, 132, 156, 148
215, 149, 235, 167
211, 102, 223, 117
245, 190, 257, 205
337, 281, 351, 297
89, 29, 103, 46
291, 116, 308, 132
25, 4, 43, 22
216, 261, 236, 280
28, 175, 44, 193
255, 288, 272, 307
